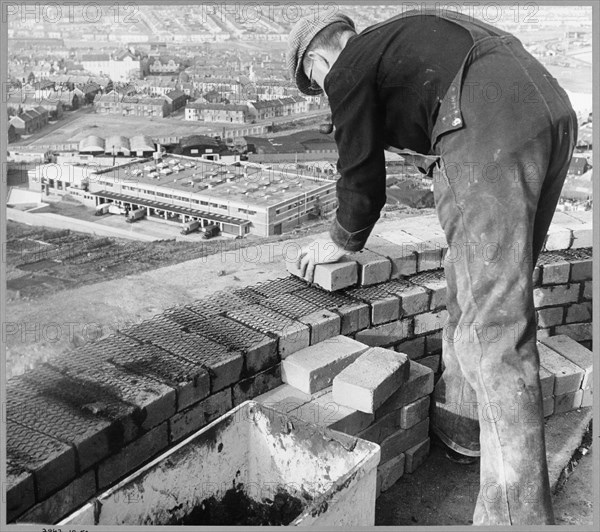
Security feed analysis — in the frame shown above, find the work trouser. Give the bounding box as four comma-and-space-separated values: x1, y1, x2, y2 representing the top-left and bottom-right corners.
429, 35, 577, 525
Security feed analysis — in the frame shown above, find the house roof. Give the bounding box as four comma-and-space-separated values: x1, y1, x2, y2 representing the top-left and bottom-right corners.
251, 100, 283, 110
105, 135, 130, 151
130, 135, 155, 152
79, 135, 105, 151
81, 53, 110, 62
164, 89, 186, 101
187, 102, 248, 112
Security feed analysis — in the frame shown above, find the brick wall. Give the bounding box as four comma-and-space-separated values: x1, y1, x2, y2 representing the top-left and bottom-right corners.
6, 212, 593, 524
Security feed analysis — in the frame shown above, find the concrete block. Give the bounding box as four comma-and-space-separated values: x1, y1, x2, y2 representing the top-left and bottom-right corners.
353, 249, 392, 286
540, 335, 593, 389
554, 389, 583, 414
299, 309, 341, 344
355, 319, 412, 347
541, 260, 571, 285
376, 361, 434, 419
6, 464, 35, 522
400, 396, 431, 429
378, 453, 406, 494
571, 224, 593, 248
313, 257, 359, 291
538, 365, 555, 399
16, 470, 96, 525
395, 336, 426, 359
414, 309, 449, 335
333, 348, 410, 413
543, 225, 572, 251
232, 364, 282, 407
554, 322, 592, 343
565, 302, 592, 324
405, 437, 431, 473
169, 388, 233, 443
365, 235, 417, 277
538, 342, 584, 395
533, 284, 579, 308
416, 354, 441, 374
288, 388, 374, 436
570, 258, 593, 282
536, 307, 564, 328
97, 422, 169, 489
543, 396, 554, 417
281, 336, 370, 394
380, 418, 429, 463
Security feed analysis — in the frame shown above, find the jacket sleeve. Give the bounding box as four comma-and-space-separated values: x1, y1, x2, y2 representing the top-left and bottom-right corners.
325, 67, 387, 252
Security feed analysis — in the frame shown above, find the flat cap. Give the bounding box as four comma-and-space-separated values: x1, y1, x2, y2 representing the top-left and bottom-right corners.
287, 12, 355, 95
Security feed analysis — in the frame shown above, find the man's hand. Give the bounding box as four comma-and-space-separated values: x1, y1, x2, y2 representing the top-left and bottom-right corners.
296, 238, 347, 283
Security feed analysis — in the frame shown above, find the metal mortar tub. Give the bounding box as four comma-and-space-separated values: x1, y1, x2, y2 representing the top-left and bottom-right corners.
59, 400, 381, 526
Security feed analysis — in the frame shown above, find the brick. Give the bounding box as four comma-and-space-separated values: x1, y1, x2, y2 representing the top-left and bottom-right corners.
312, 257, 359, 291
169, 388, 233, 443
582, 281, 592, 300
414, 309, 448, 335
400, 396, 431, 429
538, 365, 555, 398
532, 265, 541, 286
581, 387, 593, 408
333, 349, 410, 413
358, 409, 403, 444
98, 422, 169, 489
543, 225, 572, 251
254, 383, 313, 413
346, 285, 400, 325
405, 437, 431, 473
541, 260, 571, 284
542, 396, 554, 417
540, 335, 593, 389
281, 335, 369, 394
365, 235, 417, 277
409, 271, 447, 310
536, 307, 564, 328
417, 354, 441, 374
554, 322, 592, 342
416, 245, 444, 272
554, 389, 583, 414
16, 470, 96, 524
339, 302, 371, 335
565, 302, 592, 324
395, 336, 426, 359
378, 453, 406, 494
570, 258, 593, 282
299, 309, 341, 344
288, 389, 374, 436
538, 342, 584, 395
352, 249, 392, 286
533, 284, 579, 308
227, 304, 310, 359
355, 319, 412, 347
571, 224, 593, 248
376, 361, 434, 419
425, 331, 443, 355
7, 419, 76, 500
382, 279, 430, 316
232, 364, 282, 406
6, 462, 35, 522
380, 418, 429, 463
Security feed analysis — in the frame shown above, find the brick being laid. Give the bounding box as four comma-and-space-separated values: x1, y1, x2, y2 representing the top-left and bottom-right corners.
286, 254, 359, 291
365, 234, 417, 277
332, 348, 410, 413
281, 335, 370, 394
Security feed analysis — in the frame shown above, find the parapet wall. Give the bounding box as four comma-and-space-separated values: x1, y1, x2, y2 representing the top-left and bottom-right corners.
6, 210, 594, 524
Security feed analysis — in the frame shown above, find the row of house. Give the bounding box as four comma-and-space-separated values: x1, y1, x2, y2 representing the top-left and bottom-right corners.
93, 89, 188, 117
9, 106, 49, 135
184, 96, 308, 124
